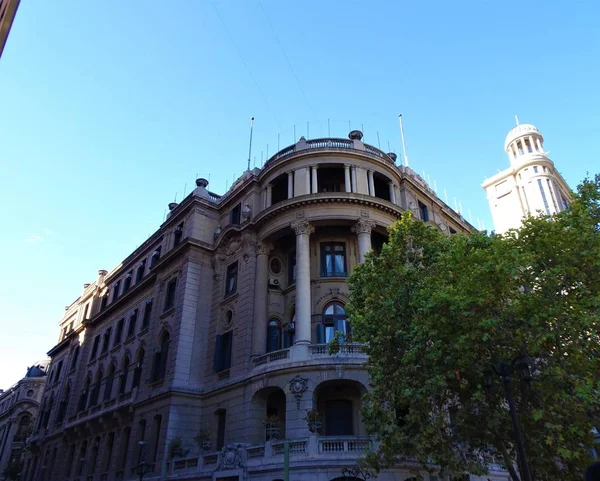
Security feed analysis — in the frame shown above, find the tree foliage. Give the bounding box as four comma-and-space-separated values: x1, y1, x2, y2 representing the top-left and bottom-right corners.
345, 175, 600, 481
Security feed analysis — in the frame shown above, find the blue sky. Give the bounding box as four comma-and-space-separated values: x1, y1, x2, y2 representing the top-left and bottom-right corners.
0, 0, 598, 388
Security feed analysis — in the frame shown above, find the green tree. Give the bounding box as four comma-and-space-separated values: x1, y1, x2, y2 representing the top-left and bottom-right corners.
344, 175, 600, 481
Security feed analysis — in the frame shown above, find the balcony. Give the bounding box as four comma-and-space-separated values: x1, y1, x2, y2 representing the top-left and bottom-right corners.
252, 343, 367, 372
167, 435, 375, 478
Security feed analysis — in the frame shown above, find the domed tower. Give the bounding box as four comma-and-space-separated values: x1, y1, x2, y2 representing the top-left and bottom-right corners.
482, 120, 571, 234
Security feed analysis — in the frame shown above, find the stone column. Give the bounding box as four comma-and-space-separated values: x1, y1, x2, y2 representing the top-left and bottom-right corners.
311, 165, 318, 194
367, 170, 375, 196
352, 219, 375, 263
252, 243, 273, 357
528, 136, 535, 153
287, 171, 294, 199
291, 220, 314, 345
389, 182, 396, 204
536, 137, 543, 152
344, 165, 351, 193
304, 167, 311, 195
351, 166, 357, 193
266, 185, 272, 208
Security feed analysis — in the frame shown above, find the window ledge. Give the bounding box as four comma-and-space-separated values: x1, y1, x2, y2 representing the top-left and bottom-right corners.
111, 345, 121, 353
138, 327, 149, 337
87, 359, 97, 367
124, 336, 135, 345
98, 352, 108, 361
216, 369, 230, 381
160, 307, 175, 319
149, 379, 165, 390
221, 292, 239, 305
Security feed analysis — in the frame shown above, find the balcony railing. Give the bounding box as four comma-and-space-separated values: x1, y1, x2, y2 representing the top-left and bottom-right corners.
309, 342, 366, 356
253, 348, 290, 367
264, 138, 394, 169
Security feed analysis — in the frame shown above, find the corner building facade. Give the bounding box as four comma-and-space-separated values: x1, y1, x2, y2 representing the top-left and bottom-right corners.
26, 132, 509, 481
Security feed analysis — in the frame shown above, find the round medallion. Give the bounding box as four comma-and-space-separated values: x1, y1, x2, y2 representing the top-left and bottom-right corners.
26, 390, 34, 397
269, 258, 282, 275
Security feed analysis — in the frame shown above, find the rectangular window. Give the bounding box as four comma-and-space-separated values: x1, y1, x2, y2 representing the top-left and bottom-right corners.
150, 247, 161, 268
225, 262, 238, 297
213, 331, 233, 372
320, 243, 347, 277
123, 271, 133, 293
114, 319, 124, 346
127, 309, 138, 338
136, 259, 146, 283
418, 201, 429, 222
83, 304, 89, 320
288, 251, 296, 285
142, 300, 153, 328
537, 179, 551, 215
100, 294, 109, 310
173, 222, 184, 247
449, 227, 457, 234
112, 281, 121, 302
164, 278, 177, 311
90, 336, 100, 361
55, 360, 63, 382
229, 204, 241, 225
533, 166, 539, 173
547, 179, 559, 212
101, 327, 112, 354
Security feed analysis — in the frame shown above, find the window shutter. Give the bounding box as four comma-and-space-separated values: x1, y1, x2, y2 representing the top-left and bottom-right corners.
334, 319, 346, 339
223, 332, 233, 370
316, 324, 325, 344
213, 334, 223, 372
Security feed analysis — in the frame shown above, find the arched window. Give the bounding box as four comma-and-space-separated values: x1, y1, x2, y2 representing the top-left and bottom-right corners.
104, 364, 116, 401
119, 356, 130, 395
152, 333, 170, 382
57, 385, 70, 423
90, 369, 102, 407
266, 320, 281, 353
318, 302, 350, 343
132, 349, 144, 389
79, 375, 91, 411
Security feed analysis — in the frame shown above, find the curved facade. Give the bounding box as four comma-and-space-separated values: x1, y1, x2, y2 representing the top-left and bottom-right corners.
24, 133, 508, 481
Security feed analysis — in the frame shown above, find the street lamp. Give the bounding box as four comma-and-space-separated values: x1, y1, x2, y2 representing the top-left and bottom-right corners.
484, 355, 532, 481
136, 440, 148, 481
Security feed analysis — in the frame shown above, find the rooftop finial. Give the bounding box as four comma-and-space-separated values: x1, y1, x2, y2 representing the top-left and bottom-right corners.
515, 114, 520, 125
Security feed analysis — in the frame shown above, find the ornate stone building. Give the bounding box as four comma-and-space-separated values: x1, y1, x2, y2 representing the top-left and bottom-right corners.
0, 362, 47, 480
24, 131, 509, 481
482, 121, 571, 234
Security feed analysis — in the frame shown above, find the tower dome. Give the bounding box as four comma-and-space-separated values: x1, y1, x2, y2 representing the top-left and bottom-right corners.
503, 121, 546, 164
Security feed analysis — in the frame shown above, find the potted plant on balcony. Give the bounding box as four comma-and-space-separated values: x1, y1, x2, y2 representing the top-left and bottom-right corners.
193, 428, 212, 453
263, 414, 281, 441
169, 436, 187, 459
304, 409, 322, 433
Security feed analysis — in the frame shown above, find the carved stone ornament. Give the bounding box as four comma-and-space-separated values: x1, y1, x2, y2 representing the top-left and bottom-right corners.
289, 375, 309, 409
437, 222, 449, 234
291, 220, 314, 237
409, 201, 418, 215
216, 443, 246, 470
241, 203, 252, 221
360, 209, 370, 218
351, 218, 375, 235
256, 242, 273, 257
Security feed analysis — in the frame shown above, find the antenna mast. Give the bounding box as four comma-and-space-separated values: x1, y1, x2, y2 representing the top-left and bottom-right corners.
398, 114, 409, 167
247, 117, 255, 171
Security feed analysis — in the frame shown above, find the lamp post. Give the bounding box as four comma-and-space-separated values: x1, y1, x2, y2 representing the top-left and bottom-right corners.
484, 356, 532, 481
136, 440, 148, 481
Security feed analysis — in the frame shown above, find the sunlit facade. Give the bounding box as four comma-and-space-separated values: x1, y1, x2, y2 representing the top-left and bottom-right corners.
24, 131, 509, 481
0, 0, 20, 58
482, 122, 571, 234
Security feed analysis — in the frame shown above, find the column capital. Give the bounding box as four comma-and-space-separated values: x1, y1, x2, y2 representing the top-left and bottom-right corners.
291, 220, 315, 236
256, 242, 273, 257
311, 164, 318, 169
351, 218, 376, 235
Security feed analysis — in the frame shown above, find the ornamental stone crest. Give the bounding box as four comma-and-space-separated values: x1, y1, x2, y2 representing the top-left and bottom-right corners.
289, 375, 309, 409
291, 220, 314, 237
216, 443, 246, 470
256, 242, 273, 257
241, 203, 252, 222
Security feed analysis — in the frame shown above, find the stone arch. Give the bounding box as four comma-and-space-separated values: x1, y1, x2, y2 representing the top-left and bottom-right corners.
312, 379, 368, 436
249, 386, 287, 444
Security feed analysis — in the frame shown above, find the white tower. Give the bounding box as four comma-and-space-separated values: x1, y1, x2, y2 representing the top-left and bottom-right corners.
482, 120, 571, 234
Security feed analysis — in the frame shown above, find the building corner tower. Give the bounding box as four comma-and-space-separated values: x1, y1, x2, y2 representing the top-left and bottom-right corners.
482, 121, 571, 234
